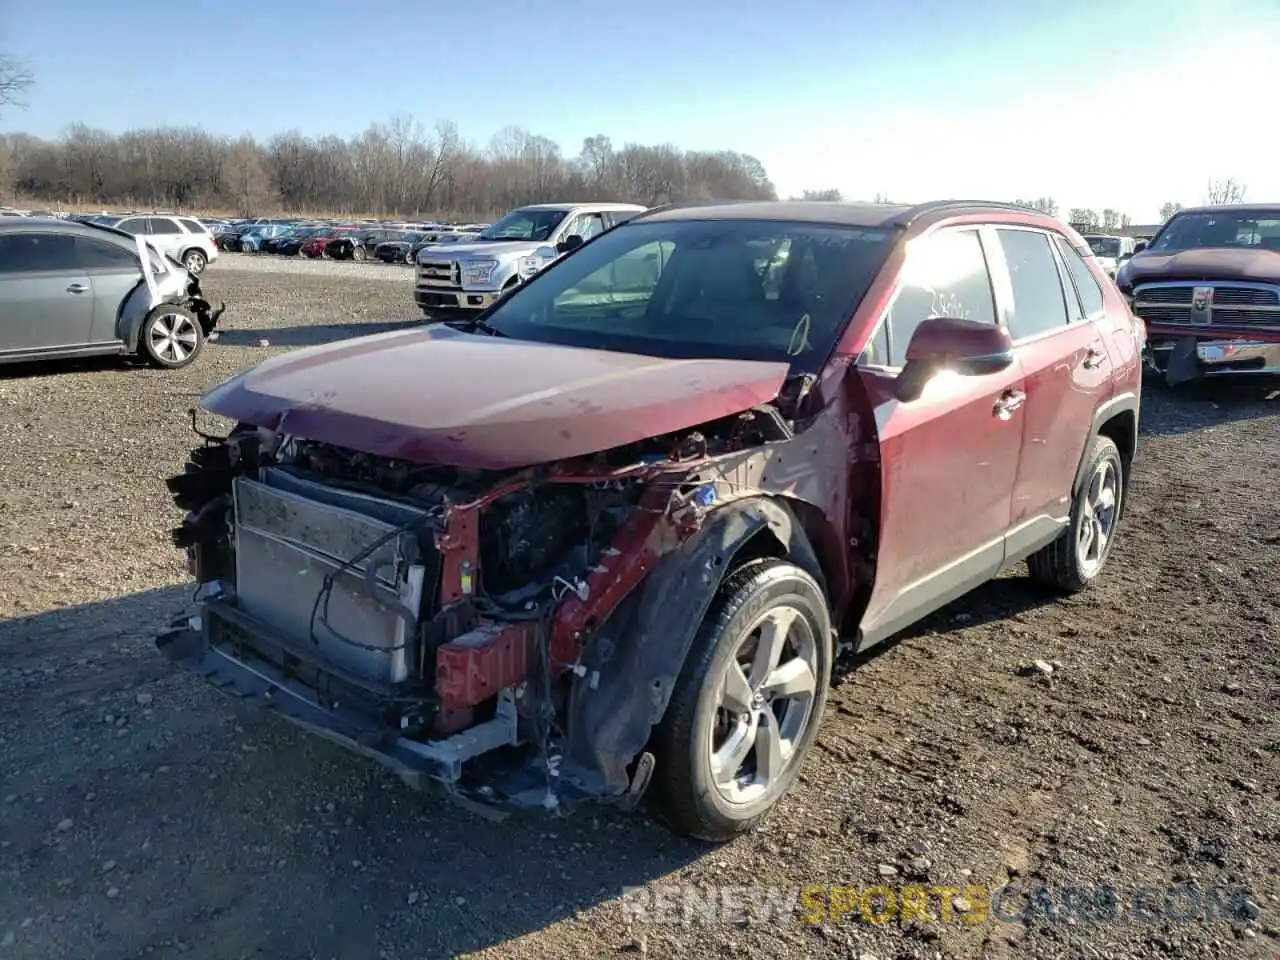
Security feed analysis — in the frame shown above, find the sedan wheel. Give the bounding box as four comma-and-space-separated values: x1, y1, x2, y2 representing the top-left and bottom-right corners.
141, 306, 204, 369
652, 559, 832, 840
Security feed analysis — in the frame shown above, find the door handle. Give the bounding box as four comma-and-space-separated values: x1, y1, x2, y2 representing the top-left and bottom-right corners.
1082, 346, 1106, 369
993, 389, 1026, 420
67, 283, 89, 294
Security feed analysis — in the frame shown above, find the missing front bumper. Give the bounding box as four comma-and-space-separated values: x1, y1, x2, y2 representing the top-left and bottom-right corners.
156, 604, 523, 790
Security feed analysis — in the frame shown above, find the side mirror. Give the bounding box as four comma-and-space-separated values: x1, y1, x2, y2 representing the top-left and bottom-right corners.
556, 234, 585, 254
895, 316, 1015, 403
1133, 240, 1148, 254
1118, 252, 1133, 263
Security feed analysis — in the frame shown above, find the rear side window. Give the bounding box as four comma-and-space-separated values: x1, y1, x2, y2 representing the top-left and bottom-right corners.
116, 218, 146, 235
1054, 236, 1106, 317
179, 218, 206, 233
148, 217, 181, 235
0, 233, 79, 272
608, 209, 641, 228
77, 237, 140, 270
996, 229, 1070, 339
885, 228, 996, 366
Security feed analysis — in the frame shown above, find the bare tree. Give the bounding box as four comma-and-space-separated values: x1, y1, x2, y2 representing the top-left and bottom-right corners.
799, 188, 842, 201
1068, 208, 1099, 230
0, 53, 33, 113
1013, 197, 1059, 217
1206, 178, 1246, 205
1158, 201, 1183, 222
1101, 209, 1121, 231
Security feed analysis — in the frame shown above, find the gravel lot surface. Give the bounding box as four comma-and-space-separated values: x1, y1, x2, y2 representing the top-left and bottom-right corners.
0, 269, 1277, 960
214, 250, 416, 282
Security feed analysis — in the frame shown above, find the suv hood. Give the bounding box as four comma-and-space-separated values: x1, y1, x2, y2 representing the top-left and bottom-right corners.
200, 326, 790, 470
419, 239, 541, 259
1119, 247, 1280, 288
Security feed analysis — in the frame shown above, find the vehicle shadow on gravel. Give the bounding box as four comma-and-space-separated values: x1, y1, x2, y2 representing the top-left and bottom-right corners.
0, 587, 705, 959
0, 355, 138, 380
213, 320, 420, 349
1140, 379, 1280, 437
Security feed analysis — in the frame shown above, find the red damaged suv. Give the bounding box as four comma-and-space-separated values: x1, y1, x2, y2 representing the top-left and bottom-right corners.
161, 200, 1142, 840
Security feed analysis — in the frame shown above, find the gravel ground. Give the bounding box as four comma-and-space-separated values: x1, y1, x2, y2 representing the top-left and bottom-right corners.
0, 269, 1277, 960
212, 250, 416, 282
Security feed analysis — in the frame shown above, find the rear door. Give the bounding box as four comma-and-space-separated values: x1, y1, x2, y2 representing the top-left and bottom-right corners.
75, 235, 144, 342
0, 232, 96, 352
856, 226, 1027, 645
991, 227, 1112, 555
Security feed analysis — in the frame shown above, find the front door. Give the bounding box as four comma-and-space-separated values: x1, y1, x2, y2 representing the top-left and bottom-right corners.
0, 232, 96, 353
855, 227, 1027, 647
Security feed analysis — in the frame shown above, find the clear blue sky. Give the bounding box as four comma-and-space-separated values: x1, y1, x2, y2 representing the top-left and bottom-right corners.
5, 0, 1278, 221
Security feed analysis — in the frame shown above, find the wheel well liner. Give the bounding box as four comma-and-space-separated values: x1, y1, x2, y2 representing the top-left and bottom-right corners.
557, 496, 824, 800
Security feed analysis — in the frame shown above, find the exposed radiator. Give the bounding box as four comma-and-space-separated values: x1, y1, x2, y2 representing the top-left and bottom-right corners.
231, 469, 435, 686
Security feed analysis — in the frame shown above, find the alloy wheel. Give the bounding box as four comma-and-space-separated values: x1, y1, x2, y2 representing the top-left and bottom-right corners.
1077, 458, 1119, 576
148, 313, 199, 365
709, 604, 819, 806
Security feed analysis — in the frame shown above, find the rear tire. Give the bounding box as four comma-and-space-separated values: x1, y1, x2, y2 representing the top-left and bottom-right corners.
352, 246, 367, 262
1027, 435, 1124, 593
650, 559, 832, 841
182, 249, 208, 274
140, 305, 204, 369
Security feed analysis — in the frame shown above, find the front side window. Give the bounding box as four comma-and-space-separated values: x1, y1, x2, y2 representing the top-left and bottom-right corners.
479, 208, 568, 242
481, 218, 895, 371
565, 212, 606, 241
1150, 211, 1280, 252
996, 229, 1070, 339
0, 233, 79, 272
884, 229, 996, 366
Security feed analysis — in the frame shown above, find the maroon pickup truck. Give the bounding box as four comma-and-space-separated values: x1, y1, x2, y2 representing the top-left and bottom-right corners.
1115, 204, 1280, 384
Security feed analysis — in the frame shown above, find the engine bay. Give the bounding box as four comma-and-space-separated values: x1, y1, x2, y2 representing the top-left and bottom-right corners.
159, 401, 808, 807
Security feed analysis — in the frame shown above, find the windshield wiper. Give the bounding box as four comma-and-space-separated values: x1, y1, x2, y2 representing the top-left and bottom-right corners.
444, 316, 509, 338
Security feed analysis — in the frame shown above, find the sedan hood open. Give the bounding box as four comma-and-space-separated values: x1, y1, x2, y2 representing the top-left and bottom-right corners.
1120, 247, 1280, 287
200, 326, 790, 469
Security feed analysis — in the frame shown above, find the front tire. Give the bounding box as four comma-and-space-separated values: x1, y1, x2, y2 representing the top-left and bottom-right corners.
651, 559, 832, 841
352, 246, 367, 262
1027, 435, 1124, 592
140, 305, 204, 369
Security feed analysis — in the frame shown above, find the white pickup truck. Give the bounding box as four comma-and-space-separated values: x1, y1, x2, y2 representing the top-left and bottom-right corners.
412, 202, 645, 317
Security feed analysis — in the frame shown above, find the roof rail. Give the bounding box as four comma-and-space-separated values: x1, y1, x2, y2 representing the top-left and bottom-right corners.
892, 199, 1044, 227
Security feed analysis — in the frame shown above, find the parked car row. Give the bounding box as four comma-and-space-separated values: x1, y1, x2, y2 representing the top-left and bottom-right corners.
212, 217, 489, 264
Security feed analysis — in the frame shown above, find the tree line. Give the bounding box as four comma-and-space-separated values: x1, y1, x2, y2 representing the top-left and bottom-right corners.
0, 117, 777, 219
